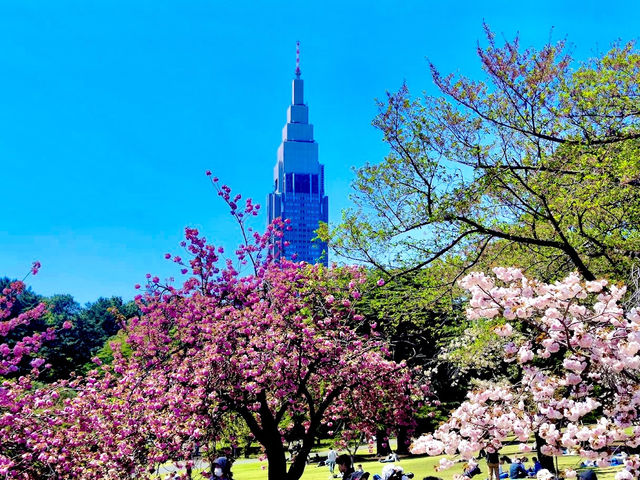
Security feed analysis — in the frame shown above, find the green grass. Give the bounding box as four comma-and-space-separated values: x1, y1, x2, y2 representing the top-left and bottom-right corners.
184, 442, 625, 480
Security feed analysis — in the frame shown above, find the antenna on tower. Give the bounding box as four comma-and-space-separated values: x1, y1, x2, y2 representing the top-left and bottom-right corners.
295, 41, 301, 78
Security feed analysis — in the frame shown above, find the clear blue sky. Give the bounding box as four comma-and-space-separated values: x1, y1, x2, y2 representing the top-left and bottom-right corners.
1, 0, 638, 304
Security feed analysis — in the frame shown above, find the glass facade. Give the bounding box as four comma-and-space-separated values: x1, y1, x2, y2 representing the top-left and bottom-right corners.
267, 70, 329, 266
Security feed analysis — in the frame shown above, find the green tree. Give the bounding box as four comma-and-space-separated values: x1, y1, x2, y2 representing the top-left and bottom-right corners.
356, 269, 504, 443
39, 295, 138, 379
333, 27, 640, 286
82, 296, 137, 339
38, 294, 97, 380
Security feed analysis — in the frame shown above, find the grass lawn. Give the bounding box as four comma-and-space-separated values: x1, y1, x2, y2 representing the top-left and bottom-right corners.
185, 442, 624, 480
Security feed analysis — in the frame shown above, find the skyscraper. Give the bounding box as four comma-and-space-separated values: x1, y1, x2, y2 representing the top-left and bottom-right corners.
267, 43, 328, 266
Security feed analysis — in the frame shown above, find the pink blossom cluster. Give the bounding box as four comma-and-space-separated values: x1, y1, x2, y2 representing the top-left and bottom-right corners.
412, 267, 640, 466
0, 269, 50, 376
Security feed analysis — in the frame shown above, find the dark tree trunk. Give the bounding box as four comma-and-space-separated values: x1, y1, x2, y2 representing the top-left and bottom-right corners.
286, 423, 322, 480
239, 385, 343, 480
535, 431, 556, 473
265, 437, 288, 480
376, 430, 391, 456
287, 446, 313, 480
207, 440, 217, 477
396, 427, 410, 455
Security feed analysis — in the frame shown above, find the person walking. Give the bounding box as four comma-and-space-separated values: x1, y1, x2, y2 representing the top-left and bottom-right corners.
327, 448, 338, 476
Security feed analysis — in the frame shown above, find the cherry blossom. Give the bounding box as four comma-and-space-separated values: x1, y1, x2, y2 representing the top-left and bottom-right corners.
412, 268, 640, 469
1, 183, 424, 480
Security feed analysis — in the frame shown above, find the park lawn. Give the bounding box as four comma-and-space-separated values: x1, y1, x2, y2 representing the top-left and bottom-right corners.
186, 442, 625, 480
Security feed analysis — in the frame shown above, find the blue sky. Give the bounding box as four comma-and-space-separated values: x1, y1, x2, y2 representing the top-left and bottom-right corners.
1, 0, 638, 304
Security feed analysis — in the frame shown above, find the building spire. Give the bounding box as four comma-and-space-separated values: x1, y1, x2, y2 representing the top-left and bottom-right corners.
295, 41, 301, 78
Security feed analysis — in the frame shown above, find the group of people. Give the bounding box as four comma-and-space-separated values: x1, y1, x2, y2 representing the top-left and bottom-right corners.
210, 448, 601, 480
503, 456, 542, 479
483, 452, 542, 480
581, 450, 628, 468
322, 448, 412, 480
484, 452, 599, 480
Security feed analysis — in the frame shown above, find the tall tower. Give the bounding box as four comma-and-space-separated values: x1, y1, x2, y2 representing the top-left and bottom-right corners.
267, 42, 329, 266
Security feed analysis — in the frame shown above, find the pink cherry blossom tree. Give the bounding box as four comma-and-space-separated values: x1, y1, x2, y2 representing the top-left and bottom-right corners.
0, 263, 77, 478
36, 181, 426, 480
412, 267, 640, 475
0, 181, 424, 480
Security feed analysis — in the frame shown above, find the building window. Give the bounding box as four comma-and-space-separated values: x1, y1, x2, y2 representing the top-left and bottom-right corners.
286, 173, 293, 193
295, 173, 310, 194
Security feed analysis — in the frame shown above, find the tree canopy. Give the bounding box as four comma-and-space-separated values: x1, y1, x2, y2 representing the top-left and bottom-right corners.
333, 27, 640, 286
412, 268, 640, 478
1, 185, 426, 480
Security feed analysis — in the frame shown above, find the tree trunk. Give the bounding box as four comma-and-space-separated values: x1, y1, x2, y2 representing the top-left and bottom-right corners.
285, 428, 320, 480
396, 427, 410, 455
376, 430, 391, 456
207, 440, 217, 477
265, 436, 289, 480
534, 431, 555, 473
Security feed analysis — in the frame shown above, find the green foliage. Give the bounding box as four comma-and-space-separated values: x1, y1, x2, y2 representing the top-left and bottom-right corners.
38, 295, 139, 380
330, 31, 640, 435
94, 329, 133, 366
332, 29, 640, 288
438, 318, 507, 374
356, 269, 472, 431
358, 268, 466, 360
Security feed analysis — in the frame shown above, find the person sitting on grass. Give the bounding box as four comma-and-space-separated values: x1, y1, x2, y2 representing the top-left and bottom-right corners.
610, 451, 627, 466
509, 458, 528, 479
577, 469, 597, 480
462, 460, 482, 478
336, 454, 366, 480
381, 463, 409, 480
380, 452, 400, 463
527, 457, 542, 477
536, 469, 555, 480
499, 456, 511, 479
